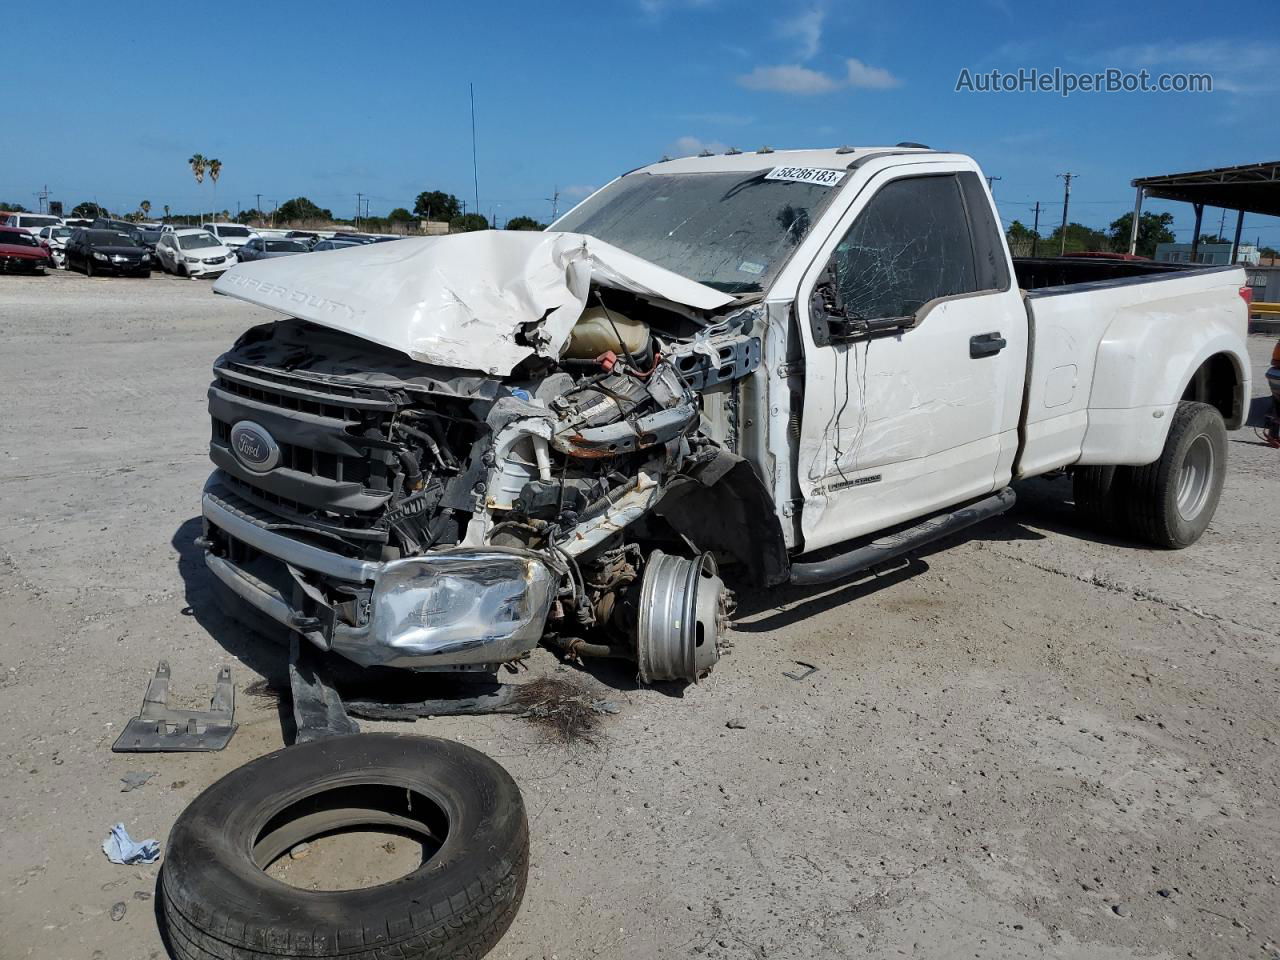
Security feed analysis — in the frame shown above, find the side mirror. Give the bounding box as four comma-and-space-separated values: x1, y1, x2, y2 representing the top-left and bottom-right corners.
809, 260, 914, 346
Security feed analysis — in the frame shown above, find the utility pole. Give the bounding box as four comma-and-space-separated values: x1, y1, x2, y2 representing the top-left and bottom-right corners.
470, 83, 480, 219
1057, 173, 1075, 256
255, 193, 262, 220
985, 175, 1002, 193
356, 192, 363, 230
1031, 201, 1041, 257
35, 185, 50, 213
546, 186, 560, 223
1216, 208, 1227, 243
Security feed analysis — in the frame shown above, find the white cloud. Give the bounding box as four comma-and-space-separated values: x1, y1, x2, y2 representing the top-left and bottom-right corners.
737, 64, 840, 95
637, 0, 715, 17
736, 58, 899, 95
846, 57, 900, 89
671, 135, 729, 156
1099, 39, 1275, 95
562, 184, 597, 198
780, 7, 825, 61
678, 111, 756, 126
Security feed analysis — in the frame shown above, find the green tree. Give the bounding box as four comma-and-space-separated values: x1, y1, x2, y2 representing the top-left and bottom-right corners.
413, 190, 461, 221
0, 201, 29, 212
387, 207, 414, 223
236, 208, 265, 225
208, 158, 222, 220
1197, 233, 1223, 246
1106, 211, 1174, 257
188, 154, 207, 222
275, 197, 333, 222
1260, 246, 1278, 260
448, 213, 489, 233
1005, 219, 1039, 255
1047, 222, 1109, 255
139, 200, 151, 219
505, 215, 546, 231
71, 201, 106, 219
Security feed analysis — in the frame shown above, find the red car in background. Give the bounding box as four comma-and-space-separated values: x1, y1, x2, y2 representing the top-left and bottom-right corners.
0, 225, 53, 273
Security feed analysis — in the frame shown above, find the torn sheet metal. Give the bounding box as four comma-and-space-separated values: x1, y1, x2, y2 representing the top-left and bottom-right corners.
212, 231, 734, 376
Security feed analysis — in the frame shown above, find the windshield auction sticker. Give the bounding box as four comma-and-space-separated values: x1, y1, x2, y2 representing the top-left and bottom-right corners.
764, 166, 844, 186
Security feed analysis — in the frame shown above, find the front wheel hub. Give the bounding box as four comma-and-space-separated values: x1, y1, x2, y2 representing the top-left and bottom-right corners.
635, 550, 730, 683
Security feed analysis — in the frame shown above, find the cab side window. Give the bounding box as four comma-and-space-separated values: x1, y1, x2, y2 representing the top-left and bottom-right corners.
828, 173, 1004, 323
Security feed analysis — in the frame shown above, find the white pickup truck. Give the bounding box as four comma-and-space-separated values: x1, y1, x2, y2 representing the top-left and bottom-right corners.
201, 145, 1251, 682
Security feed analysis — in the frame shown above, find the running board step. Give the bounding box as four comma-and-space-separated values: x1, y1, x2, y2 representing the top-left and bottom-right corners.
789, 487, 1016, 587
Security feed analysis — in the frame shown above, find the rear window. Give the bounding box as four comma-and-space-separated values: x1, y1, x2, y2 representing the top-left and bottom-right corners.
2, 230, 39, 247
214, 225, 251, 237
266, 240, 307, 252
179, 233, 219, 250
85, 230, 139, 246
21, 215, 60, 228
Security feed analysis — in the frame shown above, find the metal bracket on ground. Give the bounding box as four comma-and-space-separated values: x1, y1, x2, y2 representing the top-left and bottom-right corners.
112, 661, 237, 752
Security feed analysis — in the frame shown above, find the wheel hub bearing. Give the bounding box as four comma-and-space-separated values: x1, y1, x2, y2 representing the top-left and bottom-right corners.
635, 550, 730, 683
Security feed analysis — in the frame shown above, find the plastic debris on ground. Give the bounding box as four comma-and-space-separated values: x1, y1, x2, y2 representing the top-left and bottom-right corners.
102, 823, 160, 865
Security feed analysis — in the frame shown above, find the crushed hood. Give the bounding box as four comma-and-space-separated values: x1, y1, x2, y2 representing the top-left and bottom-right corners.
212, 231, 735, 375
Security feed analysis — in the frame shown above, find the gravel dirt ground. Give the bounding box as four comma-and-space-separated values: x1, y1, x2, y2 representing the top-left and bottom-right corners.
1, 268, 1277, 960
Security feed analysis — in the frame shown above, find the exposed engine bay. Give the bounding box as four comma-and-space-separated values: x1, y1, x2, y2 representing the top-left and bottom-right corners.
201, 233, 788, 681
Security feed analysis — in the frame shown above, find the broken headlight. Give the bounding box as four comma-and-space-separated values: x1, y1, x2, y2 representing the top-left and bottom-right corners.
360, 550, 557, 668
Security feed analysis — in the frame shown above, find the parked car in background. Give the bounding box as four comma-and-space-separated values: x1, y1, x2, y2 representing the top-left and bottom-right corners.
285, 230, 321, 244
201, 222, 256, 249
234, 237, 310, 262
1, 212, 64, 234
1264, 339, 1280, 448
132, 224, 162, 255
311, 238, 362, 252
154, 228, 237, 279
36, 225, 74, 267
64, 229, 152, 277
0, 225, 54, 273
63, 218, 95, 230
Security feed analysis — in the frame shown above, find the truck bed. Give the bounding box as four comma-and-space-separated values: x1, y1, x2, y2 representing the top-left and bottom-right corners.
1013, 256, 1192, 291
1012, 260, 1248, 479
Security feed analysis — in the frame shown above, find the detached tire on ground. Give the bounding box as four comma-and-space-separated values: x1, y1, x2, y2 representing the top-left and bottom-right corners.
161, 733, 528, 960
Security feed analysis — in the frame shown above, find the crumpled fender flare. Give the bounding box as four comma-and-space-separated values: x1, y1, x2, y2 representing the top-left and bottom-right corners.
654, 451, 790, 587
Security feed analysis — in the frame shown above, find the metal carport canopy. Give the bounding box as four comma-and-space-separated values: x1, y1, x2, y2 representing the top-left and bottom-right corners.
1127, 160, 1280, 258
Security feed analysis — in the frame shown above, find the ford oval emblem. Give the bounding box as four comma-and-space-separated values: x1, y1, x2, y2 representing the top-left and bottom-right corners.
229, 420, 280, 473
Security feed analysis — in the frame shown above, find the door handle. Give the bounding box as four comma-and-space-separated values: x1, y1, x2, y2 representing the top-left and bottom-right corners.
970, 332, 1007, 358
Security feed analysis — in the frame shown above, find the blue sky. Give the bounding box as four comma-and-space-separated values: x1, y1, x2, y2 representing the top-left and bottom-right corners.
4, 1, 1278, 244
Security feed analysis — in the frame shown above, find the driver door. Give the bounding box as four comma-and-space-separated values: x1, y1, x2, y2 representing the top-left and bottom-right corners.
795, 166, 1027, 552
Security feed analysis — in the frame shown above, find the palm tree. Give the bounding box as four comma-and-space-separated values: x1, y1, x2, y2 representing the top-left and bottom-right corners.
140, 200, 151, 219
163, 204, 170, 221
188, 154, 206, 222
208, 158, 222, 224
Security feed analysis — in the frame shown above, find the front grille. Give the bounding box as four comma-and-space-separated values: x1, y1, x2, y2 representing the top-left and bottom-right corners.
209, 362, 400, 526
212, 418, 372, 487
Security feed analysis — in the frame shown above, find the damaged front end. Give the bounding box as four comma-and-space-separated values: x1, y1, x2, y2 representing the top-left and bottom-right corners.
201, 232, 784, 679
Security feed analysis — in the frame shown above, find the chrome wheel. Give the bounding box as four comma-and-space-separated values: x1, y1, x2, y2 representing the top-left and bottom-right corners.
1175, 434, 1214, 521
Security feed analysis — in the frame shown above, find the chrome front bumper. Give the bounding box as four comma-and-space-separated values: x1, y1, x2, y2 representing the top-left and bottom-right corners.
201, 485, 556, 670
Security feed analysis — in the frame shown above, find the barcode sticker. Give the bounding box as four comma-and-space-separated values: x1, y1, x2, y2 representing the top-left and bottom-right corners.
764, 166, 844, 186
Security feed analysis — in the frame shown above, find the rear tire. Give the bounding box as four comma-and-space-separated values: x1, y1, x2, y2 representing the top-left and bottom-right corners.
85, 258, 94, 278
1117, 401, 1226, 549
1072, 465, 1118, 528
160, 733, 528, 960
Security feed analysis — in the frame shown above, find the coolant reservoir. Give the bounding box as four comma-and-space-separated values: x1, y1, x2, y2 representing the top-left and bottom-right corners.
564, 306, 650, 360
